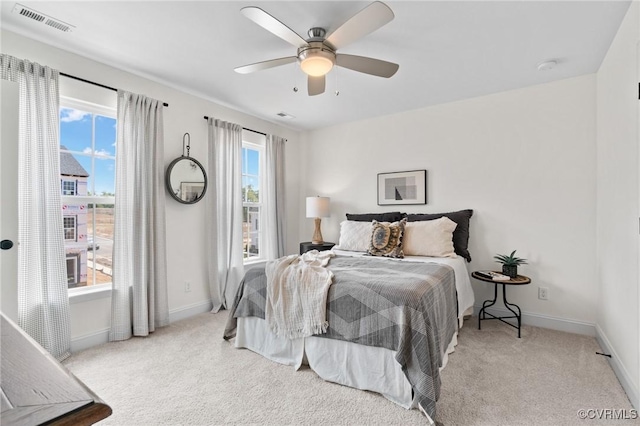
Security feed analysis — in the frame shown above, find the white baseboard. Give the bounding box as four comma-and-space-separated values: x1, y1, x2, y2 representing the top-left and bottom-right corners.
70, 299, 214, 353
168, 299, 213, 323
472, 304, 596, 336
71, 328, 110, 353
596, 325, 640, 410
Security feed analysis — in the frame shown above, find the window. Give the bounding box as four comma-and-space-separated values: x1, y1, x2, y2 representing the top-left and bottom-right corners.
61, 180, 76, 195
59, 98, 116, 290
63, 216, 77, 241
242, 137, 265, 261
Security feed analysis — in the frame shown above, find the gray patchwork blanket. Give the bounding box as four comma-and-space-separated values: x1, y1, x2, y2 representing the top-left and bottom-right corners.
223, 255, 458, 420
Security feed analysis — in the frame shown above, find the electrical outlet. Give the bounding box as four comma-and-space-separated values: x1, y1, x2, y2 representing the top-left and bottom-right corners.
538, 287, 548, 300
184, 281, 191, 293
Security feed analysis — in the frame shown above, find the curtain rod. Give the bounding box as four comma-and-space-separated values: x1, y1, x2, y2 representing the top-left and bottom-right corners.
202, 116, 266, 136
59, 72, 169, 107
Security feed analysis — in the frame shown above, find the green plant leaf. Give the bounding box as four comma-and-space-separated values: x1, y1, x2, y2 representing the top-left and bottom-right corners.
494, 250, 527, 266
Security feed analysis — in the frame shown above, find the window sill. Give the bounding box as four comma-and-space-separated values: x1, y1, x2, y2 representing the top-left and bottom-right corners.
69, 284, 112, 304
244, 258, 266, 267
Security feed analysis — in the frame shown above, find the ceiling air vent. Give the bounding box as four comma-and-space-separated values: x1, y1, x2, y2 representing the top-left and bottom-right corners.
12, 3, 74, 32
44, 19, 71, 32
276, 112, 295, 119
15, 6, 45, 22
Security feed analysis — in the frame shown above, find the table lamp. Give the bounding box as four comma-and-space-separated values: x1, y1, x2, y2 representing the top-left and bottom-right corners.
306, 196, 330, 244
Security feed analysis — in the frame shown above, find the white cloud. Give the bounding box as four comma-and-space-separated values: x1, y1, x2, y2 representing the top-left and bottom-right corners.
83, 147, 111, 157
60, 108, 90, 123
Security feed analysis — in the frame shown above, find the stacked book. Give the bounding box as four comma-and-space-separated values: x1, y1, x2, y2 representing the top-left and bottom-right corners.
476, 271, 510, 281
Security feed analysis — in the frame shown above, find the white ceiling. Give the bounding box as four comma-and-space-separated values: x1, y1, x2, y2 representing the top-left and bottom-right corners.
0, 1, 631, 131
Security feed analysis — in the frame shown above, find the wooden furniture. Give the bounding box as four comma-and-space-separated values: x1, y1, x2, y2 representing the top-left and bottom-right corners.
1, 314, 112, 425
299, 241, 335, 255
472, 271, 531, 338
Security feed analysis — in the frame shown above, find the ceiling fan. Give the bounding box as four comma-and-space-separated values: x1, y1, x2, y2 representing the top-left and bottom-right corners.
234, 1, 399, 96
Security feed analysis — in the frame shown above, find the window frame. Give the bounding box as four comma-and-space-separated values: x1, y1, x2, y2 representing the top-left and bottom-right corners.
60, 96, 116, 296
242, 137, 266, 264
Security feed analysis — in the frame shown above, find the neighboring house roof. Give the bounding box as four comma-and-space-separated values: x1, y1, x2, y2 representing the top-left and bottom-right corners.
60, 145, 89, 177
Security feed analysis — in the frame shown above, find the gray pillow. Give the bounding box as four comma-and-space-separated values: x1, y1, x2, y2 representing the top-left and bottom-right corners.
405, 209, 473, 262
346, 211, 405, 223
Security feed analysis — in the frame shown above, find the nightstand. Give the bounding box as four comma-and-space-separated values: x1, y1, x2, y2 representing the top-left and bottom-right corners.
299, 241, 335, 255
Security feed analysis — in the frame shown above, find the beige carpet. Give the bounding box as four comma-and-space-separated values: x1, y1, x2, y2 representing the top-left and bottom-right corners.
64, 311, 634, 425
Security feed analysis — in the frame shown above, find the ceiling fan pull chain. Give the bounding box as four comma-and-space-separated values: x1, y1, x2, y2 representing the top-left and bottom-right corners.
335, 67, 340, 96
293, 62, 299, 93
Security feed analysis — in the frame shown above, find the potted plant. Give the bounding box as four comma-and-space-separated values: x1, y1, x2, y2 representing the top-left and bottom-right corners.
494, 250, 527, 278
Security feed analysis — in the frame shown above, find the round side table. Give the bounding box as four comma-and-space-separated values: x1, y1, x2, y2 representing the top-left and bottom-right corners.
472, 271, 531, 338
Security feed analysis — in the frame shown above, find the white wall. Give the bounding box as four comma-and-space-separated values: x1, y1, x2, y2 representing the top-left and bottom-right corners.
1, 29, 301, 347
596, 1, 640, 407
300, 75, 598, 326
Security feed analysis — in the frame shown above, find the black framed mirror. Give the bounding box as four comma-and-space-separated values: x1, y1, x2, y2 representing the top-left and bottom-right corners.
166, 134, 207, 204
166, 156, 207, 204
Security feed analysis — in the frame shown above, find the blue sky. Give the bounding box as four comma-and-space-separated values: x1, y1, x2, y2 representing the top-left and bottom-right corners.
242, 147, 260, 198
60, 108, 116, 195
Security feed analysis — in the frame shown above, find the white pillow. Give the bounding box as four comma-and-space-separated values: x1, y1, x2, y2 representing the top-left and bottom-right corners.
336, 220, 373, 252
403, 217, 458, 257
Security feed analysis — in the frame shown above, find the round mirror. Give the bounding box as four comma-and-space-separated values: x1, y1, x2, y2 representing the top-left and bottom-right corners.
165, 156, 207, 204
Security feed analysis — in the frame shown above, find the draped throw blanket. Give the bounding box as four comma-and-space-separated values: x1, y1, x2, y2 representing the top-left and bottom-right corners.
265, 250, 335, 339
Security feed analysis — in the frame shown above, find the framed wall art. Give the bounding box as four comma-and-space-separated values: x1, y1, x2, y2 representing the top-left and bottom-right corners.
377, 170, 427, 205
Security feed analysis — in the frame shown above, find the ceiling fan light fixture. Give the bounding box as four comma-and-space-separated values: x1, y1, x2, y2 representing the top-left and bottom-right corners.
300, 55, 334, 76
298, 42, 336, 77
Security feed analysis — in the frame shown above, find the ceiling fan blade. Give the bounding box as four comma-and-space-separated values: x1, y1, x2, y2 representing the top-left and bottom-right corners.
308, 75, 326, 96
336, 54, 399, 78
241, 7, 308, 49
234, 57, 298, 74
325, 1, 394, 50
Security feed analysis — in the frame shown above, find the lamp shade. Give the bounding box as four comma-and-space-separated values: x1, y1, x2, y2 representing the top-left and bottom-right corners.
300, 55, 334, 77
306, 196, 330, 218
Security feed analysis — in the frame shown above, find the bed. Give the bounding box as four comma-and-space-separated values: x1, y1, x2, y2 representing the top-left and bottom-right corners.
224, 210, 475, 422
223, 249, 474, 423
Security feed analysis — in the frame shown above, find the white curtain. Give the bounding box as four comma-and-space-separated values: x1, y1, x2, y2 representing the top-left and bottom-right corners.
0, 54, 71, 360
206, 117, 244, 312
264, 134, 287, 259
110, 90, 169, 341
